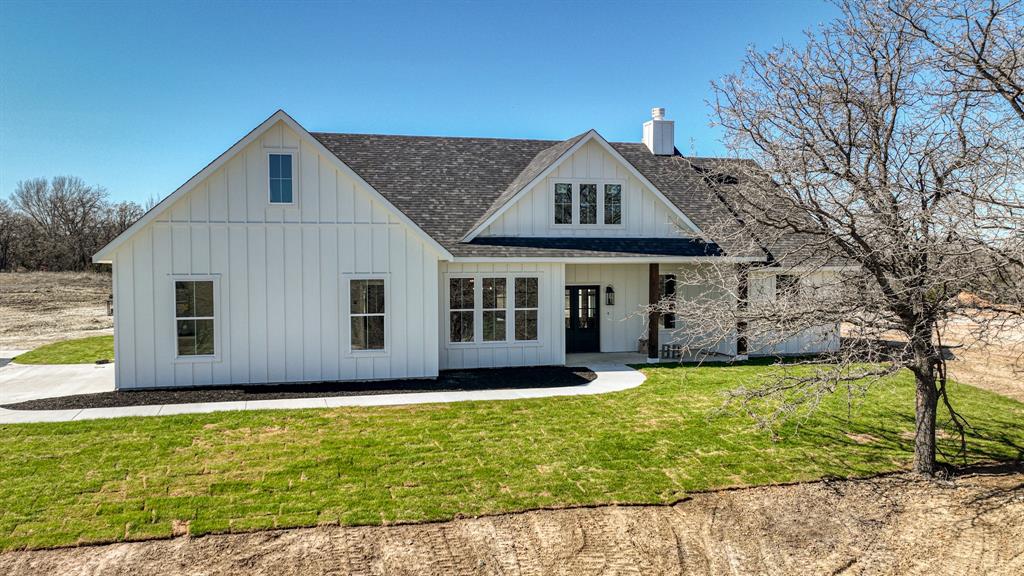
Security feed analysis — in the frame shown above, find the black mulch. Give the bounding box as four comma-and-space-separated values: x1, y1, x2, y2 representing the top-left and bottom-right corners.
2, 366, 597, 411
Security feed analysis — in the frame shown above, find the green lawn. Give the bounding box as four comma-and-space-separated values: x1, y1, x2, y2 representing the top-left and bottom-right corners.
13, 335, 114, 365
1, 364, 1021, 551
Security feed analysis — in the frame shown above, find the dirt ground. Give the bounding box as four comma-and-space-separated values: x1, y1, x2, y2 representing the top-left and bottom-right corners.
943, 315, 1024, 403
2, 466, 1022, 576
0, 272, 112, 351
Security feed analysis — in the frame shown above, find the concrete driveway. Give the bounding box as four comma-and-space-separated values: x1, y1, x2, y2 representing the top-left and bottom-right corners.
0, 357, 115, 405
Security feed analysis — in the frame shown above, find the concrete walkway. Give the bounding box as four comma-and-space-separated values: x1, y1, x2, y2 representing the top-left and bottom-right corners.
0, 362, 115, 404
0, 361, 645, 424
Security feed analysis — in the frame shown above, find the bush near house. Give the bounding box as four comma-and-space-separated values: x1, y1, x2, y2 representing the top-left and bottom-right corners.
0, 363, 1022, 550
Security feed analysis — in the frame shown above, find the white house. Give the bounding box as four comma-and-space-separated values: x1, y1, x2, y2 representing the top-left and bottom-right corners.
94, 108, 839, 389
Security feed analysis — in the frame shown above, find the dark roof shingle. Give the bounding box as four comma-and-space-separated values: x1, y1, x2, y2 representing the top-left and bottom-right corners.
311, 131, 767, 259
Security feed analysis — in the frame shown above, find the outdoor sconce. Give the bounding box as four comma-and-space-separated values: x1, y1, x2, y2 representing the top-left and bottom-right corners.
605, 285, 615, 306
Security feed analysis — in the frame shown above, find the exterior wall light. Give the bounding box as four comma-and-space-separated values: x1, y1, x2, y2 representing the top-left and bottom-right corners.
605, 285, 615, 306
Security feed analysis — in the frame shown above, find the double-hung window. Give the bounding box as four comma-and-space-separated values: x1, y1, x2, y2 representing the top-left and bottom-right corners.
579, 184, 598, 224
482, 278, 507, 341
350, 279, 385, 351
776, 275, 799, 299
449, 277, 475, 342
175, 280, 215, 357
269, 153, 294, 204
554, 183, 573, 224
604, 184, 622, 224
514, 277, 539, 341
448, 275, 540, 344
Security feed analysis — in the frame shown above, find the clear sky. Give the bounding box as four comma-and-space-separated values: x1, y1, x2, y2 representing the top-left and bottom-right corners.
0, 1, 838, 204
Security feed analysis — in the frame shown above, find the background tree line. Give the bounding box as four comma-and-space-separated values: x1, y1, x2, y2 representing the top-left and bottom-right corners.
0, 176, 146, 272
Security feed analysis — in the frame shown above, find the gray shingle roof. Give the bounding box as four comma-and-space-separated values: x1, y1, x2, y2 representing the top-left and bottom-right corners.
468, 237, 724, 258
310, 131, 767, 259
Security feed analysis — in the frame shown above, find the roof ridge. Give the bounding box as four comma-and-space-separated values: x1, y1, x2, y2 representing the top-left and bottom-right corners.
311, 131, 563, 145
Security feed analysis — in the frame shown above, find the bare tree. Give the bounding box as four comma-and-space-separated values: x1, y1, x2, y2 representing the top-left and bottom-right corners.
104, 201, 145, 239
0, 199, 18, 271
892, 0, 1024, 122
656, 0, 1024, 475
12, 176, 108, 269
6, 177, 143, 271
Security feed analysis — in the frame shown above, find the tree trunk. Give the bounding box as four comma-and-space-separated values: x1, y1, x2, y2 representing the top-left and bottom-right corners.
910, 333, 940, 475
913, 370, 939, 475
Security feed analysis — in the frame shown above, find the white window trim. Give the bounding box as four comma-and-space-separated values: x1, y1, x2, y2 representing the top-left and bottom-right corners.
170, 274, 222, 363
444, 272, 544, 348
550, 178, 627, 229
512, 276, 540, 342
448, 276, 476, 344
343, 273, 390, 356
267, 150, 298, 207
603, 182, 624, 226
481, 277, 508, 343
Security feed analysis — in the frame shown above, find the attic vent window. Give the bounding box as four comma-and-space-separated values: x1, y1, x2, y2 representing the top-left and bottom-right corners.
693, 165, 738, 186
269, 153, 294, 204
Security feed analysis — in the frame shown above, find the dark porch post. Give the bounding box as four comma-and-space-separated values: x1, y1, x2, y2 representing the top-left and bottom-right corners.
736, 263, 749, 358
648, 263, 660, 362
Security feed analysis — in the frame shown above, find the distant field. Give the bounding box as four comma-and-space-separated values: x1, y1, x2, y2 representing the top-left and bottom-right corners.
0, 272, 112, 351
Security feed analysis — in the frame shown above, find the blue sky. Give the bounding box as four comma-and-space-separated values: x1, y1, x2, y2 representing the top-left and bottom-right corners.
0, 1, 838, 204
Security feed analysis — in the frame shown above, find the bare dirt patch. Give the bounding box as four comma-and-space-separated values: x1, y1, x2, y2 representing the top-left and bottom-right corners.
942, 314, 1024, 403
3, 466, 1021, 575
0, 272, 112, 351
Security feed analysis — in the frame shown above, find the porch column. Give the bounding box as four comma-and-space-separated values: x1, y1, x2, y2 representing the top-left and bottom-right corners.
648, 263, 660, 362
736, 263, 750, 359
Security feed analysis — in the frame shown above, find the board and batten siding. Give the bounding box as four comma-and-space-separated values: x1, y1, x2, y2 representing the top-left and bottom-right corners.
110, 120, 442, 389
747, 271, 841, 356
479, 140, 693, 238
438, 262, 565, 370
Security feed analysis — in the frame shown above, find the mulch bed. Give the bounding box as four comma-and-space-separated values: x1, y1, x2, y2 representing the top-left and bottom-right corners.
1, 366, 597, 411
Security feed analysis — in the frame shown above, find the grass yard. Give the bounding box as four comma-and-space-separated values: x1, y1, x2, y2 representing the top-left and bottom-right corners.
12, 335, 114, 365
1, 363, 1022, 551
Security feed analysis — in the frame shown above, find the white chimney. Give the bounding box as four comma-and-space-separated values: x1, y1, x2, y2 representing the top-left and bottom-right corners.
642, 107, 675, 155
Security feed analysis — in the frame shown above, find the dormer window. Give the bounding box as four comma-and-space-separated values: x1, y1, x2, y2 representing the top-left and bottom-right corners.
579, 184, 597, 224
552, 180, 625, 227
604, 184, 622, 224
268, 153, 294, 204
554, 183, 572, 224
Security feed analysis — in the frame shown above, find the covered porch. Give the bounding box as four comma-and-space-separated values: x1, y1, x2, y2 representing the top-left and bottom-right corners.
563, 262, 742, 362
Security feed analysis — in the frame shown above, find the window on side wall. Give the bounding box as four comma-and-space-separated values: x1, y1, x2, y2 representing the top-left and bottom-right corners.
175, 280, 215, 357
514, 277, 539, 341
659, 274, 676, 329
268, 153, 294, 204
350, 279, 386, 351
776, 274, 799, 299
449, 277, 475, 342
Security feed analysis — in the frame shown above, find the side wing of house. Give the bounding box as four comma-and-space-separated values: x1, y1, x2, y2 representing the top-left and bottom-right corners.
476, 138, 700, 239
748, 270, 841, 356
107, 119, 443, 389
